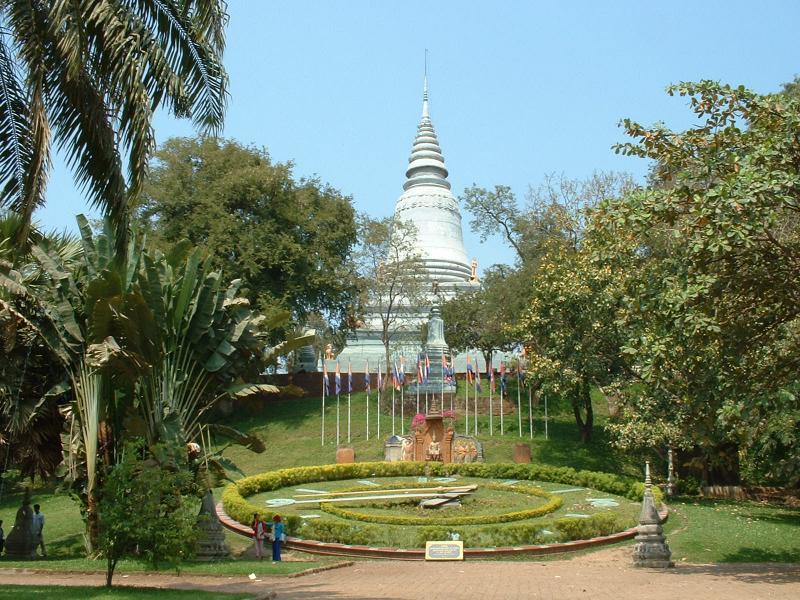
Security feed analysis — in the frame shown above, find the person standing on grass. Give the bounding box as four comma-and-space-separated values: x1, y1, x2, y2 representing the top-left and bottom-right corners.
252, 512, 267, 560
32, 504, 45, 557
271, 514, 285, 562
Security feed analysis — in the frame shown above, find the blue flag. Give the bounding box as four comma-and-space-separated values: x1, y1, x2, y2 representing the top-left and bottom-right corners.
335, 363, 342, 395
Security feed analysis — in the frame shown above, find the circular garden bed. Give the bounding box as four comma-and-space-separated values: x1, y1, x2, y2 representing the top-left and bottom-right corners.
221, 462, 662, 556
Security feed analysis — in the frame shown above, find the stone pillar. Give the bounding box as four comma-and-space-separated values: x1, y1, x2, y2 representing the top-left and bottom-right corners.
632, 461, 674, 568
196, 490, 230, 560
5, 488, 36, 559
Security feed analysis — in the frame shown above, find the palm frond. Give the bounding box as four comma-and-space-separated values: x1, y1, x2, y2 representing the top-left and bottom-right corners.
0, 29, 32, 213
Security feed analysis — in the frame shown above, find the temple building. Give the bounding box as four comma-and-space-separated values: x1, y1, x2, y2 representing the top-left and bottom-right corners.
333, 78, 480, 371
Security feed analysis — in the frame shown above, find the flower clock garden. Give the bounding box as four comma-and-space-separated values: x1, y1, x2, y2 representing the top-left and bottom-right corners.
221, 462, 659, 556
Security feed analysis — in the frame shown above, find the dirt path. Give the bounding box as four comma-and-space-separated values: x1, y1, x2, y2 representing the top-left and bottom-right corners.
1, 547, 798, 600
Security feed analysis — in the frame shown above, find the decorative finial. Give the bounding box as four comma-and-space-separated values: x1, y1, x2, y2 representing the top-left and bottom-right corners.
422, 49, 429, 118
645, 460, 652, 489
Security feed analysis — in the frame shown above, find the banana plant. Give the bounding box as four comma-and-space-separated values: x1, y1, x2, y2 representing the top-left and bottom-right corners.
2, 214, 317, 546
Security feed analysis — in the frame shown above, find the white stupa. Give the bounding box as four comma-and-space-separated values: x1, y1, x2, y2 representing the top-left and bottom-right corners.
334, 78, 479, 370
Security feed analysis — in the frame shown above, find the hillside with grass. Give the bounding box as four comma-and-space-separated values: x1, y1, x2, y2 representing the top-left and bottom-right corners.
1, 388, 798, 568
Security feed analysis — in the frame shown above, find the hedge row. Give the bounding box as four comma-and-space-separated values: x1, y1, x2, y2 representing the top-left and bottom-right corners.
318, 482, 562, 526
222, 461, 655, 532
299, 512, 629, 549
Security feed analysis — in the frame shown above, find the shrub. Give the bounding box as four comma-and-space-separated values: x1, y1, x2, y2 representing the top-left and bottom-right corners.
221, 461, 652, 548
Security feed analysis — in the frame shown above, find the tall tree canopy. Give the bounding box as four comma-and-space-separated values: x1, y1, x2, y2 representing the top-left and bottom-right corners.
136, 137, 359, 333
593, 81, 800, 485
0, 0, 228, 247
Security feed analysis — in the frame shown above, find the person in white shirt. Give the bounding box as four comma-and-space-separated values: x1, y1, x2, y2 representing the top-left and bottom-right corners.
32, 504, 45, 557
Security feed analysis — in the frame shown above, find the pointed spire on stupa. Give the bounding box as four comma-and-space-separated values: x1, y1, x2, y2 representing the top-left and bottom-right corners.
404, 74, 450, 191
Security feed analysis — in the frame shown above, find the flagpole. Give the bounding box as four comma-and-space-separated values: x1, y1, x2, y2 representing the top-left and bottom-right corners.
544, 394, 549, 440
416, 355, 420, 415
377, 365, 382, 440
392, 384, 396, 436
401, 382, 405, 435
500, 367, 504, 436
440, 354, 444, 412
365, 363, 370, 441
449, 352, 453, 414
489, 365, 493, 437
528, 386, 533, 440
517, 365, 522, 438
336, 391, 340, 446
321, 366, 326, 446
347, 363, 352, 443
465, 360, 469, 436
473, 358, 478, 436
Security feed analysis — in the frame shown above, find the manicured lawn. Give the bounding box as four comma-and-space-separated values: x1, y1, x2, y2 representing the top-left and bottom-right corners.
0, 556, 323, 576
665, 498, 800, 563
0, 586, 251, 599
1, 390, 796, 565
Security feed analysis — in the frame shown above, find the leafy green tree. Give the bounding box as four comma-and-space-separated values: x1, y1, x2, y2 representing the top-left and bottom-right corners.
136, 137, 359, 334
0, 1, 227, 249
98, 441, 198, 587
594, 81, 800, 485
517, 236, 627, 443
353, 214, 426, 373
462, 173, 634, 442
442, 266, 518, 367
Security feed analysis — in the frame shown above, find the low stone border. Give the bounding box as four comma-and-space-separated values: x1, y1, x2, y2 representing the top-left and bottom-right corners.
216, 502, 668, 560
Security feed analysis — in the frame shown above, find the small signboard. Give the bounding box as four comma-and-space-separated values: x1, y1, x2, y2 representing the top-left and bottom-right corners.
425, 540, 464, 561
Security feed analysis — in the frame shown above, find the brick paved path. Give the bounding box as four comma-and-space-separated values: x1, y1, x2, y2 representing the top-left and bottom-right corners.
0, 548, 798, 599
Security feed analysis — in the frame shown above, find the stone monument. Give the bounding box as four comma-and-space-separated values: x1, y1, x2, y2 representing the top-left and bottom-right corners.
196, 490, 230, 559
632, 461, 674, 568
412, 305, 456, 395
337, 77, 480, 370
385, 398, 483, 463
5, 488, 36, 559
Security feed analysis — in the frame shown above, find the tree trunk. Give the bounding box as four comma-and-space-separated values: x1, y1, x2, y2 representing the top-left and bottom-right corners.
677, 444, 741, 486
482, 349, 493, 372
572, 379, 593, 443
106, 557, 117, 587
86, 491, 99, 553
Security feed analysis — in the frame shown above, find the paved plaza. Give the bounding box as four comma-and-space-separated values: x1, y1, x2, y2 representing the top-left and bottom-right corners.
1, 547, 798, 599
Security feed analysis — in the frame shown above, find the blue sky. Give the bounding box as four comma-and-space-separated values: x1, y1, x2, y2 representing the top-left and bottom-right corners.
37, 0, 800, 269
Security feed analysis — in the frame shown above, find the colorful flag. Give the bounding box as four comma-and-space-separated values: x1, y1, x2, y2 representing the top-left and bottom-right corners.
475, 356, 482, 392
347, 362, 353, 394
417, 355, 424, 384
392, 361, 401, 391
399, 356, 406, 385
466, 355, 474, 384
364, 360, 371, 394
488, 360, 496, 393
377, 365, 383, 391
335, 362, 342, 395
518, 366, 526, 389
424, 355, 431, 384
323, 362, 330, 395
500, 362, 507, 394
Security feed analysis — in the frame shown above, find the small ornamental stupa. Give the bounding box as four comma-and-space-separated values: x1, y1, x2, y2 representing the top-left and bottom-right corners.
632, 461, 674, 568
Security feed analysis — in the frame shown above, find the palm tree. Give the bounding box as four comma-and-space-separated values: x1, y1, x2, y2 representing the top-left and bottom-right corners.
0, 0, 228, 249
